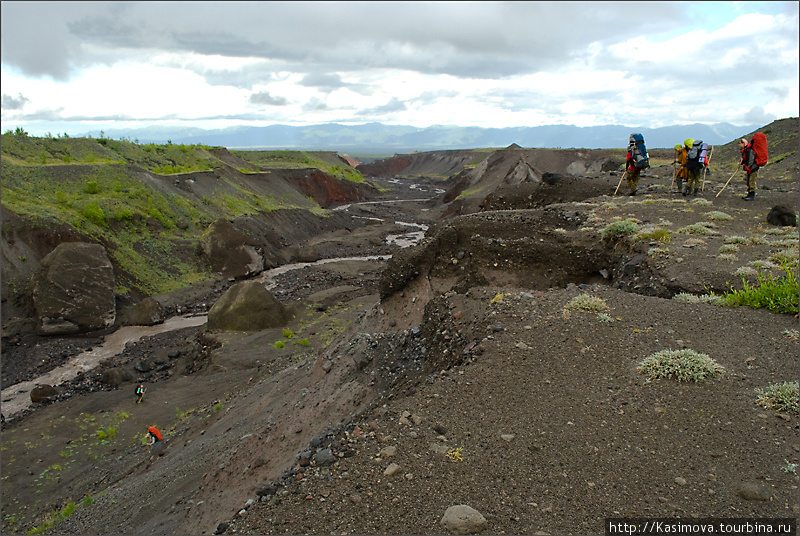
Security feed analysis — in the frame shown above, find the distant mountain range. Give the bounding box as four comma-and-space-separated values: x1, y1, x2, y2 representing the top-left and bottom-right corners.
88, 122, 763, 154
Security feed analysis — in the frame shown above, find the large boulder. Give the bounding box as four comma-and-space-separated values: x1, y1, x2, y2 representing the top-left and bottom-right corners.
30, 384, 59, 404
31, 242, 116, 335
207, 281, 292, 332
200, 219, 264, 278
118, 297, 165, 326
766, 204, 797, 227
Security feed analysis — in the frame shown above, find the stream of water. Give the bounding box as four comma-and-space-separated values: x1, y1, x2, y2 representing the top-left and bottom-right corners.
1, 197, 431, 419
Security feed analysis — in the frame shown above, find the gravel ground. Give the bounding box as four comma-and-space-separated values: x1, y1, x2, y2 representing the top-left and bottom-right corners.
2, 162, 798, 536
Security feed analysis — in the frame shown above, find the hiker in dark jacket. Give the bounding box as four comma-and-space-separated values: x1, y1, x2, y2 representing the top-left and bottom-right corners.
625, 146, 640, 196
738, 137, 758, 200
682, 138, 703, 196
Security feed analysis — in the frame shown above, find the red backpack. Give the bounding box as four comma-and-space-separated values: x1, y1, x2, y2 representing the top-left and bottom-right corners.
751, 132, 768, 166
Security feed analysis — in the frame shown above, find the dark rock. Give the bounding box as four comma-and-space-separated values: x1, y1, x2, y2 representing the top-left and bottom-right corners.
134, 360, 153, 373
734, 482, 773, 501
31, 242, 116, 335
255, 483, 278, 497
766, 204, 798, 227
542, 172, 563, 185
31, 384, 58, 404
119, 297, 165, 326
100, 367, 133, 387
314, 448, 336, 466
207, 281, 292, 332
215, 522, 229, 535
200, 219, 264, 278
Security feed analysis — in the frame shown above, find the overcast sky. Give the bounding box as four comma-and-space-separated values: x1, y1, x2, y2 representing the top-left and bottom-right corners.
1, 1, 798, 137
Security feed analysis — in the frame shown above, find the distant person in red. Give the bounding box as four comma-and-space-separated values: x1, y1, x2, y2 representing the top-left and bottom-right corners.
147, 425, 164, 460
738, 137, 758, 201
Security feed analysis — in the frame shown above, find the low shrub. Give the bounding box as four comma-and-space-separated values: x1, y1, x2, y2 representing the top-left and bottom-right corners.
705, 211, 733, 221
754, 381, 799, 414
565, 294, 609, 312
637, 349, 725, 382
672, 293, 725, 306
676, 223, 718, 236
600, 219, 640, 241
725, 236, 748, 244
636, 228, 671, 243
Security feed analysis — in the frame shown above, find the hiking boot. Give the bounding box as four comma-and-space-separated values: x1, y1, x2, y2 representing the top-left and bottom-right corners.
628, 189, 637, 196
742, 191, 755, 201
693, 188, 699, 196
682, 187, 689, 196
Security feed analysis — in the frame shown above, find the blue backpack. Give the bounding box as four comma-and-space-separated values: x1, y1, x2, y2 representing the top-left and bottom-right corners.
629, 133, 649, 169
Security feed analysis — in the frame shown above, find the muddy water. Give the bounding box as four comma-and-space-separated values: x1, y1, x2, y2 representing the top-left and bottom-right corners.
1, 315, 207, 417
1, 203, 430, 419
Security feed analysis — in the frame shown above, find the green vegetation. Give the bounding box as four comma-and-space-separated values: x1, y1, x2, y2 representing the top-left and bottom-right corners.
676, 223, 719, 236
1, 133, 323, 295
754, 381, 799, 414
274, 340, 285, 349
564, 294, 609, 312
637, 348, 725, 382
635, 228, 671, 243
722, 264, 799, 314
231, 150, 364, 182
600, 219, 640, 241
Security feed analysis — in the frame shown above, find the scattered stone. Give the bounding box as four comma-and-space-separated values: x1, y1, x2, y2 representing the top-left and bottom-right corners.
315, 449, 336, 467
734, 482, 773, 501
255, 483, 278, 497
215, 522, 229, 535
440, 504, 488, 535
30, 384, 58, 404
380, 446, 397, 457
674, 477, 687, 486
384, 463, 402, 476
500, 434, 515, 442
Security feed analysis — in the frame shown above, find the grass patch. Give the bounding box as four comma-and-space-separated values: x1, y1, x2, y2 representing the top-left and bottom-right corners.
565, 294, 609, 312
725, 236, 748, 244
600, 219, 640, 241
676, 223, 719, 236
635, 228, 671, 243
705, 211, 733, 221
672, 293, 725, 306
722, 264, 799, 314
754, 381, 799, 414
637, 348, 725, 382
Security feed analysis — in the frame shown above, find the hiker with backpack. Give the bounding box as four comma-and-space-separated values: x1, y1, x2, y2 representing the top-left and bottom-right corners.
147, 425, 164, 460
624, 133, 649, 196
135, 384, 146, 404
674, 142, 689, 193
738, 132, 768, 201
683, 138, 708, 196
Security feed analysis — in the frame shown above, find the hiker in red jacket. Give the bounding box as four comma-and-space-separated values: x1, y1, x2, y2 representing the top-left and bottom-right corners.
738, 137, 758, 201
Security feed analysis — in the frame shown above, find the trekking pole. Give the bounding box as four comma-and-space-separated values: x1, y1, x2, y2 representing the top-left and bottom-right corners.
614, 170, 627, 196
716, 167, 739, 198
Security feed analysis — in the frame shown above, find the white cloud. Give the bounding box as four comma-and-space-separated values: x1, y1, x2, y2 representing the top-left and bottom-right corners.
1, 1, 797, 136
